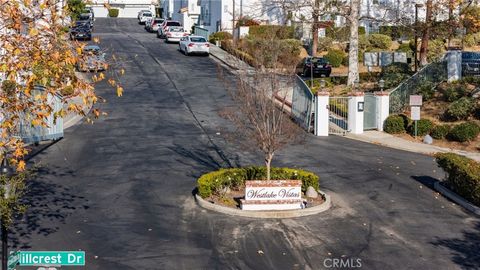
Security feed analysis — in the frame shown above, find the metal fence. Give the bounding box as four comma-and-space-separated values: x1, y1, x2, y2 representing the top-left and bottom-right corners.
329, 97, 349, 135
291, 75, 314, 132
16, 87, 64, 144
194, 26, 209, 40
389, 59, 447, 114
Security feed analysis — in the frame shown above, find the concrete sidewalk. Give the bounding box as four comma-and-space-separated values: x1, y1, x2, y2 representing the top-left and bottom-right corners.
347, 131, 480, 162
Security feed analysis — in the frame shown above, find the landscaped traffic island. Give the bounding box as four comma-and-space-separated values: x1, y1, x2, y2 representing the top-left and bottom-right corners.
195, 166, 331, 218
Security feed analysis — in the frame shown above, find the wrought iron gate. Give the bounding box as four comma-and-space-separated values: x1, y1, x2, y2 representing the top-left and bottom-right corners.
364, 93, 377, 130
329, 97, 349, 135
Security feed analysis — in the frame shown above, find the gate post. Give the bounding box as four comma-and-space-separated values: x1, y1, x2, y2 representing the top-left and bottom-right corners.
446, 50, 462, 82
375, 91, 389, 132
314, 92, 329, 136
348, 92, 364, 134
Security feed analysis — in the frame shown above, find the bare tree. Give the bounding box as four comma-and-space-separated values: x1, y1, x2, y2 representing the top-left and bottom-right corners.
220, 34, 303, 180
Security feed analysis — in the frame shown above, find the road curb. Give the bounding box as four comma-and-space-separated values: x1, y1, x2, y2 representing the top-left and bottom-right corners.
194, 191, 331, 219
434, 181, 480, 217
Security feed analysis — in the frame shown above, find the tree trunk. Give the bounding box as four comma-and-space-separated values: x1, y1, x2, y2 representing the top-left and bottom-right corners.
265, 153, 274, 181
311, 0, 320, 57
419, 0, 433, 66
347, 0, 360, 86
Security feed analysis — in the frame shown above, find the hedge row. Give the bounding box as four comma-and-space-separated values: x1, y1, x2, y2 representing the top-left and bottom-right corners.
384, 114, 480, 142
197, 167, 319, 198
436, 153, 480, 207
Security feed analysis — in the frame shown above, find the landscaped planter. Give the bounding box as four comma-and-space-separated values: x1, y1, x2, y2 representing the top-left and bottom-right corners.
195, 166, 329, 216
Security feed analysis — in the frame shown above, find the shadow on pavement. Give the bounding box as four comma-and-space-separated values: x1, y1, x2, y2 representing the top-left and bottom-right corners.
432, 221, 480, 269
10, 166, 89, 249
411, 175, 439, 189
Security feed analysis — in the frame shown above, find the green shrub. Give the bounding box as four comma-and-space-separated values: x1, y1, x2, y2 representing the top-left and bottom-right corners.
248, 25, 294, 39
427, 39, 445, 62
444, 97, 475, 121
447, 121, 480, 142
317, 37, 334, 52
435, 153, 480, 207
431, 124, 451, 140
442, 83, 469, 102
379, 26, 414, 40
209, 31, 233, 43
396, 43, 413, 53
197, 167, 320, 198
368, 34, 393, 50
326, 26, 365, 41
325, 49, 346, 67
407, 119, 433, 136
108, 8, 119, 17
417, 81, 436, 101
381, 63, 412, 88
382, 62, 411, 75
464, 34, 477, 47
384, 114, 407, 134
461, 76, 480, 86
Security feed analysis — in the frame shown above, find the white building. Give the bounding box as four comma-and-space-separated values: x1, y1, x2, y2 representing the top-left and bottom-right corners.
89, 0, 159, 18
163, 0, 202, 32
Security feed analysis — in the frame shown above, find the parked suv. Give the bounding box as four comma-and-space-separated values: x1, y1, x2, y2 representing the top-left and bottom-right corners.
157, 20, 182, 38
146, 18, 164, 33
138, 11, 152, 24
462, 51, 480, 77
297, 57, 332, 77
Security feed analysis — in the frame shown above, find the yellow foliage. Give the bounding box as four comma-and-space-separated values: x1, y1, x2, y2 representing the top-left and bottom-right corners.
116, 86, 123, 97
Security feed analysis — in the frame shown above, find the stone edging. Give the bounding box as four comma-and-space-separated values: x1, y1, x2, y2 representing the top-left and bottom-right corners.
434, 181, 480, 216
194, 191, 331, 219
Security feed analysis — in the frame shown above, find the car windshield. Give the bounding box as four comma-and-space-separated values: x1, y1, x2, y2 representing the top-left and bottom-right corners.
169, 27, 184, 32
79, 14, 91, 20
84, 46, 100, 55
190, 37, 206, 43
308, 57, 327, 64
143, 13, 152, 17
462, 52, 480, 60
166, 22, 181, 26
155, 19, 164, 23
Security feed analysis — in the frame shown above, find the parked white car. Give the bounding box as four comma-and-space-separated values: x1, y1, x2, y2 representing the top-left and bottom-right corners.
157, 20, 181, 38
165, 27, 188, 43
179, 36, 210, 56
139, 12, 152, 24
137, 10, 150, 20
146, 18, 164, 33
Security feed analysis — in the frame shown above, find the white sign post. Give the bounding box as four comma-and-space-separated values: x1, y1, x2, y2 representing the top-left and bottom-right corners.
409, 95, 423, 138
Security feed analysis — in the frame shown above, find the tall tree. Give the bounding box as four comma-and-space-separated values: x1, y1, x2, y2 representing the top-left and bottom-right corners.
419, 0, 433, 66
347, 0, 360, 86
220, 32, 302, 180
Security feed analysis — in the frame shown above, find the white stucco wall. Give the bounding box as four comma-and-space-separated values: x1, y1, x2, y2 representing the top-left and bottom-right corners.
89, 0, 155, 18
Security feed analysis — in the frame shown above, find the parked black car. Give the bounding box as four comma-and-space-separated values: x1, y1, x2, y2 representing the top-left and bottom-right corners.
297, 57, 332, 77
462, 52, 480, 77
70, 25, 92, 40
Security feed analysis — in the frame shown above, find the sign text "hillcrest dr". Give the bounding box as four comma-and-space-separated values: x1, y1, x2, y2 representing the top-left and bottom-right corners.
19, 251, 85, 266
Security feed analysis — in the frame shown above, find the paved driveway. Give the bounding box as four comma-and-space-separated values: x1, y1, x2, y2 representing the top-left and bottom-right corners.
12, 19, 480, 270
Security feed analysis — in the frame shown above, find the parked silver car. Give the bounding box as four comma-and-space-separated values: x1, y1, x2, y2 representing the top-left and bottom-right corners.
146, 18, 164, 33
165, 27, 188, 43
179, 36, 210, 56
77, 45, 107, 72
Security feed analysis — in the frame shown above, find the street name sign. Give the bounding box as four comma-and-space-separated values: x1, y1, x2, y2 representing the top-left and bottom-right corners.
8, 251, 19, 270
409, 95, 423, 106
411, 106, 421, 120
19, 251, 85, 266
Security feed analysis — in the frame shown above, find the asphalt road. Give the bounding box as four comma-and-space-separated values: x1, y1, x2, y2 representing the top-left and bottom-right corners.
11, 19, 480, 270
